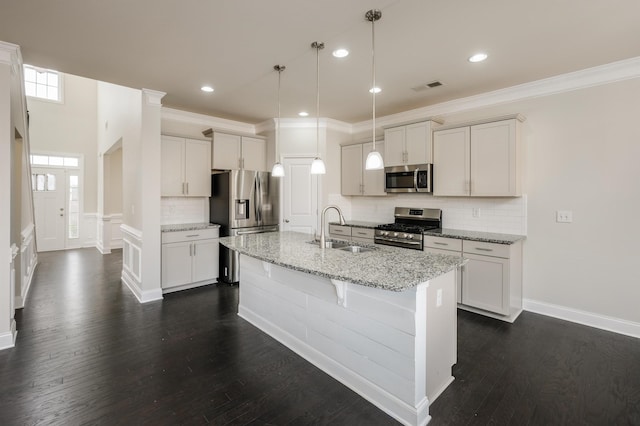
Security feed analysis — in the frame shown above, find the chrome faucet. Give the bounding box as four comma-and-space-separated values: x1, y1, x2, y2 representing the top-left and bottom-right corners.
319, 205, 346, 249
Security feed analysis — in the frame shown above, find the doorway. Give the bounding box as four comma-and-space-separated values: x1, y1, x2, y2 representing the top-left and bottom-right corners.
31, 154, 82, 252
280, 156, 320, 235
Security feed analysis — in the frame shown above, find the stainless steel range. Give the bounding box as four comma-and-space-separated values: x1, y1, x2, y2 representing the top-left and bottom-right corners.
374, 207, 442, 250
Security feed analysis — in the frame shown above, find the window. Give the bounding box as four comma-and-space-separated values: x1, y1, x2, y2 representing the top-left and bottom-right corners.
30, 154, 79, 168
68, 175, 80, 239
24, 64, 62, 102
31, 173, 56, 192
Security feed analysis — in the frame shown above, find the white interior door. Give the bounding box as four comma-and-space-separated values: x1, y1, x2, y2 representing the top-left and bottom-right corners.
281, 157, 318, 236
32, 167, 66, 252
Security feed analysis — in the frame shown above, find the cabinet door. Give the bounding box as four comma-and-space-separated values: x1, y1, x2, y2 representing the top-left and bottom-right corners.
341, 144, 363, 195
362, 141, 386, 196
470, 119, 518, 196
424, 246, 463, 304
433, 127, 470, 196
384, 127, 406, 167
161, 241, 192, 289
405, 121, 431, 164
184, 139, 212, 196
212, 132, 242, 170
241, 136, 267, 171
161, 136, 185, 196
462, 253, 510, 315
192, 239, 219, 283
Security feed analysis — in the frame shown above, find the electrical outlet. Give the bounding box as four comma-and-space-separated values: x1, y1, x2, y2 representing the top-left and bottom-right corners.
556, 210, 573, 223
472, 208, 481, 218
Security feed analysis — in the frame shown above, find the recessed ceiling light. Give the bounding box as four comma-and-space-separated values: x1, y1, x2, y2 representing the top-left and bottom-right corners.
468, 53, 488, 63
298, 111, 309, 117
332, 48, 349, 58
369, 87, 381, 94
201, 85, 214, 92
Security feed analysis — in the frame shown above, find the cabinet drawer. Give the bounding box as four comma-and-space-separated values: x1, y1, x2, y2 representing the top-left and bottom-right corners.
162, 228, 220, 244
424, 236, 462, 252
463, 240, 510, 258
351, 227, 374, 239
329, 224, 352, 237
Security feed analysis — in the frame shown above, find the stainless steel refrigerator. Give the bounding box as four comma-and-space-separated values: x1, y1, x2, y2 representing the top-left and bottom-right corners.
210, 170, 280, 283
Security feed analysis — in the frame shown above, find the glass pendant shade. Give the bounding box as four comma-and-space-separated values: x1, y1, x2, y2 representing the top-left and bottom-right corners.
310, 157, 326, 174
365, 150, 384, 170
271, 161, 285, 177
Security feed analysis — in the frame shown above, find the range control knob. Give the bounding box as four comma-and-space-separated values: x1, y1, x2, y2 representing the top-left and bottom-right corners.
401, 233, 409, 239
406, 234, 413, 240
393, 232, 399, 237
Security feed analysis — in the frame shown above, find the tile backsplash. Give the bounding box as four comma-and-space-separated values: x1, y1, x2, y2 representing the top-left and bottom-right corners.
335, 194, 527, 235
161, 197, 209, 225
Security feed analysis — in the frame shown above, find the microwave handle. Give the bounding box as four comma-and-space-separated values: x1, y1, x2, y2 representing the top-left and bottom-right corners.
413, 169, 419, 190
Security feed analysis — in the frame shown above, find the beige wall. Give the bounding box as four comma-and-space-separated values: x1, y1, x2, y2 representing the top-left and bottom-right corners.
107, 147, 122, 214
27, 73, 98, 212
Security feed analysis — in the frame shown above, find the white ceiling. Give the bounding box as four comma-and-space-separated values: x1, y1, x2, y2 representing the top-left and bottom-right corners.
1, 0, 639, 124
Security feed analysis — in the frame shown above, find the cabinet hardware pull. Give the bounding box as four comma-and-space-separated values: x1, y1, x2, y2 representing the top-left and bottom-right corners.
189, 244, 192, 256
475, 247, 493, 252
434, 242, 448, 246
186, 234, 199, 237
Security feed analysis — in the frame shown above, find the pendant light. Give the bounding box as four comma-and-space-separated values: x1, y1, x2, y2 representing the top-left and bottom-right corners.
364, 9, 384, 170
310, 41, 326, 175
271, 64, 286, 177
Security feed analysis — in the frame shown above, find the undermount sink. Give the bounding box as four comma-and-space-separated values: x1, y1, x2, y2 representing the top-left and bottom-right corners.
308, 240, 377, 253
337, 245, 376, 253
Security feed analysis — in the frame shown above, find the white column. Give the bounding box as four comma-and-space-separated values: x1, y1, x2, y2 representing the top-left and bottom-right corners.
139, 89, 165, 298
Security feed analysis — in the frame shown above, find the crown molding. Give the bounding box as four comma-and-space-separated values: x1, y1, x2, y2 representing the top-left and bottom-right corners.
0, 41, 21, 66
256, 117, 352, 135
162, 107, 255, 134
141, 88, 166, 106
353, 55, 640, 134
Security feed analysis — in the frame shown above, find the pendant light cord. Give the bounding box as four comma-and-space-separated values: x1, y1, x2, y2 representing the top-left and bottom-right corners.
277, 66, 282, 161
316, 43, 320, 157
371, 14, 376, 151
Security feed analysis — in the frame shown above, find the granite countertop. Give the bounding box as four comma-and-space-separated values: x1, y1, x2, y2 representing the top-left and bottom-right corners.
424, 228, 525, 245
328, 220, 384, 229
161, 222, 221, 232
218, 231, 464, 292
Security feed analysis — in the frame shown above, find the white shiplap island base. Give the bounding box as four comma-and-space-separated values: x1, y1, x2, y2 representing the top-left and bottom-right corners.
219, 232, 463, 426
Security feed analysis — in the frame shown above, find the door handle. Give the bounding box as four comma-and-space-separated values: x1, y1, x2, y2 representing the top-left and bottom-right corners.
284, 219, 290, 223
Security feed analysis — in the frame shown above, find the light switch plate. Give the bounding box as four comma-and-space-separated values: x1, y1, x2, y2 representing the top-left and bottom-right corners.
556, 210, 573, 223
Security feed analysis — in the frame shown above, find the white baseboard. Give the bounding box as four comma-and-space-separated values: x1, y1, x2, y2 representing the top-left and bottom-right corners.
523, 298, 640, 339
239, 306, 430, 426
15, 259, 37, 309
96, 241, 111, 254
0, 320, 17, 350
121, 270, 163, 304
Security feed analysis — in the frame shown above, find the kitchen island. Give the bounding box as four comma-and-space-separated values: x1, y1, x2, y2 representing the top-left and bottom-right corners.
219, 231, 464, 426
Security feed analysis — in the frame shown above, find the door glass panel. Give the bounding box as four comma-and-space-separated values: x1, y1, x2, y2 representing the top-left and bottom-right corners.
46, 174, 56, 191
36, 174, 45, 191
68, 174, 79, 239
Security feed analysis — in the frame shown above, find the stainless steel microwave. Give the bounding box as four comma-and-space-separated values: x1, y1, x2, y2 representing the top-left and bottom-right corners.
384, 164, 432, 193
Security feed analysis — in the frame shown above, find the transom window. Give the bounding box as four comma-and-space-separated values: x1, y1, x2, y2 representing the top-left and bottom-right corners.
24, 64, 62, 102
31, 154, 79, 168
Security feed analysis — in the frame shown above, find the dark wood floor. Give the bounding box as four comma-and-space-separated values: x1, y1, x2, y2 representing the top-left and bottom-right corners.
1, 249, 639, 425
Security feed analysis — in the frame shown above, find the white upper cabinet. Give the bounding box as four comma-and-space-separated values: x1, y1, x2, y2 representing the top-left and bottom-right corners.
433, 117, 523, 197
384, 121, 435, 167
161, 135, 211, 197
212, 131, 267, 171
341, 141, 386, 196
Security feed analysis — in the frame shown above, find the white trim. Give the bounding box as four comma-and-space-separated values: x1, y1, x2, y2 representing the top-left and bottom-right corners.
239, 307, 430, 426
255, 117, 352, 135
162, 107, 255, 135
353, 55, 640, 134
0, 41, 20, 66
121, 268, 163, 303
0, 322, 17, 350
142, 88, 166, 106
523, 298, 640, 339
120, 223, 142, 240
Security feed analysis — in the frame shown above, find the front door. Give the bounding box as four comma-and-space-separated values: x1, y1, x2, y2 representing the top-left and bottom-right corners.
281, 157, 318, 236
32, 167, 66, 251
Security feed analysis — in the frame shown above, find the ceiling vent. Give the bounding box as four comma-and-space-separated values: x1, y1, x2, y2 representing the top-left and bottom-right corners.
411, 80, 444, 92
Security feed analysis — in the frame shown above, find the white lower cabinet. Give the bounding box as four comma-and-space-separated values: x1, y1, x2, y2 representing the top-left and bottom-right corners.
161, 228, 219, 293
424, 235, 523, 322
